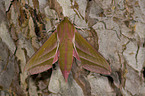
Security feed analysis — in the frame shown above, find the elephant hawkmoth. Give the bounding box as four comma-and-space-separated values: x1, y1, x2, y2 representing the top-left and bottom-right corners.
24, 17, 111, 82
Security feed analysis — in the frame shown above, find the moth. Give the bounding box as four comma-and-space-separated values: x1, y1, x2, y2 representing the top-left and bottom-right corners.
24, 17, 111, 82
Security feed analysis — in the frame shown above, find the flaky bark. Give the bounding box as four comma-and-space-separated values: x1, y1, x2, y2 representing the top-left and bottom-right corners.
0, 0, 145, 96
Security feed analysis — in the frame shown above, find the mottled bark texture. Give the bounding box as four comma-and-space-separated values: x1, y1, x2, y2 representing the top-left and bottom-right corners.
0, 0, 145, 96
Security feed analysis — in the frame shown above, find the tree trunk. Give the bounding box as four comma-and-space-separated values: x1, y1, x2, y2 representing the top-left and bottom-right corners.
0, 0, 145, 96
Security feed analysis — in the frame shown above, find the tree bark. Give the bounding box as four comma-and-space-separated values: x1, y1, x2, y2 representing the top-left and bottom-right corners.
0, 0, 145, 96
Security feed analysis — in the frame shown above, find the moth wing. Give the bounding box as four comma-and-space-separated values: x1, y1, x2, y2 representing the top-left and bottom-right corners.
24, 32, 58, 75
75, 31, 111, 75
